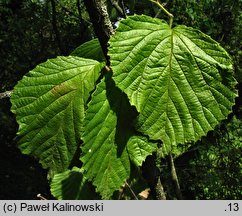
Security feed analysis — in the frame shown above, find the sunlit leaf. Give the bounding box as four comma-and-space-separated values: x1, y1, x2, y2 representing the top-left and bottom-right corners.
109, 15, 237, 156
71, 38, 105, 62
11, 56, 104, 175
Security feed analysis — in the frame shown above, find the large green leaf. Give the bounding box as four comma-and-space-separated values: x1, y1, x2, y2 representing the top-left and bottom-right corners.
11, 56, 104, 175
71, 38, 105, 62
50, 167, 98, 200
109, 15, 237, 155
81, 74, 156, 199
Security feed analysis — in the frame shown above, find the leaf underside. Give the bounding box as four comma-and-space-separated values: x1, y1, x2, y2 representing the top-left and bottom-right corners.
109, 15, 237, 155
50, 167, 98, 200
81, 74, 157, 199
11, 56, 104, 175
71, 38, 105, 62
10, 14, 238, 201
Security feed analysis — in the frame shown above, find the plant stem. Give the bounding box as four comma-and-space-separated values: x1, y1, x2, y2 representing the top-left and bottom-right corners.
149, 0, 174, 27
125, 181, 139, 200
121, 0, 127, 18
110, 0, 124, 16
37, 194, 47, 200
168, 153, 183, 199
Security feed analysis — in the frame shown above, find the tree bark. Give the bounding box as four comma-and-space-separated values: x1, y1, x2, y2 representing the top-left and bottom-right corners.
83, 0, 114, 65
0, 90, 12, 99
155, 177, 166, 200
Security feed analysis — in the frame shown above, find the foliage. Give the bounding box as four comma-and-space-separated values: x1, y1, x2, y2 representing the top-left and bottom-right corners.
120, 0, 241, 199
81, 73, 157, 198
11, 56, 104, 176
0, 0, 239, 201
109, 14, 237, 155
50, 167, 98, 199
176, 116, 242, 199
10, 11, 237, 199
71, 39, 105, 62
124, 0, 241, 83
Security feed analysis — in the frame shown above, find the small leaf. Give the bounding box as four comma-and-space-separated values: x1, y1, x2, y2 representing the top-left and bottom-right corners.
71, 38, 105, 62
11, 56, 104, 175
81, 74, 156, 199
109, 15, 237, 156
127, 136, 157, 167
50, 167, 98, 200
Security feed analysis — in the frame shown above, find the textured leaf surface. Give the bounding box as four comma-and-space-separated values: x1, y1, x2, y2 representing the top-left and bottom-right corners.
51, 167, 98, 200
109, 15, 237, 155
127, 136, 157, 167
81, 74, 156, 199
11, 56, 104, 175
71, 38, 105, 62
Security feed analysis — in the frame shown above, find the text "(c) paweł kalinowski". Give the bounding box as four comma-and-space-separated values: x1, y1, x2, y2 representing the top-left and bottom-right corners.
20, 202, 104, 212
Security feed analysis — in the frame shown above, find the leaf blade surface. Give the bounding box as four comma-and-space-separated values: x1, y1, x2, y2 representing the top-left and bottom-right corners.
109, 15, 237, 155
81, 74, 156, 198
50, 167, 98, 200
11, 56, 104, 175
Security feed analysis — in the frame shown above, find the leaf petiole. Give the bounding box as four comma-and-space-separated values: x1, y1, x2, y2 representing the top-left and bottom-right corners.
149, 0, 174, 27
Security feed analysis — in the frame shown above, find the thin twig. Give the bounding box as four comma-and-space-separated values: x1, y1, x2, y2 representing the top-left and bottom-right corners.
155, 9, 162, 18
121, 0, 126, 18
75, 0, 92, 25
37, 194, 47, 200
125, 181, 139, 200
110, 0, 124, 16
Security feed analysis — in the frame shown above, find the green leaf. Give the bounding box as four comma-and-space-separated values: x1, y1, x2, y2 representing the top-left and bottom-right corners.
81, 74, 156, 199
127, 136, 157, 167
11, 56, 104, 176
50, 167, 98, 200
109, 15, 237, 156
71, 38, 105, 62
